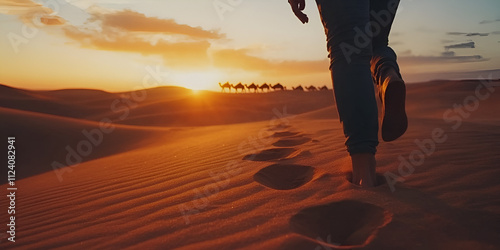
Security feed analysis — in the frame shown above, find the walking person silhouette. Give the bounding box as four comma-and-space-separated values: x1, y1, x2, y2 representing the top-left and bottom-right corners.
288, 0, 408, 187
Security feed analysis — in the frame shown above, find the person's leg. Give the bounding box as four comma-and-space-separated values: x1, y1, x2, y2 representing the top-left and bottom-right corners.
370, 0, 408, 142
369, 0, 400, 79
316, 0, 378, 187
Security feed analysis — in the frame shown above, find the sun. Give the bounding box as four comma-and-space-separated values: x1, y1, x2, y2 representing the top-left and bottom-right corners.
172, 70, 223, 91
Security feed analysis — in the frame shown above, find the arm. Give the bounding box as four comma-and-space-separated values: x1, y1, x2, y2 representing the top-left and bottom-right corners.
288, 0, 309, 24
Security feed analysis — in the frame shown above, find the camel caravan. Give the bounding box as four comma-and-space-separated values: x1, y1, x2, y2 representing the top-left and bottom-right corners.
218, 82, 329, 93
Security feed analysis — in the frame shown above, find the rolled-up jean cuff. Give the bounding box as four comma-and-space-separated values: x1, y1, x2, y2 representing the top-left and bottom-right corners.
347, 143, 377, 155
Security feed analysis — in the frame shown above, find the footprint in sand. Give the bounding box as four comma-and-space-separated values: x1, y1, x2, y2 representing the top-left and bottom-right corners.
253, 164, 315, 190
289, 200, 392, 248
243, 148, 298, 161
243, 147, 312, 162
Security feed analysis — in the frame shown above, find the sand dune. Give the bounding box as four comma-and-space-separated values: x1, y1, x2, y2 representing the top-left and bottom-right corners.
1, 80, 500, 249
0, 84, 47, 100
1, 84, 335, 126
37, 89, 120, 103
0, 107, 167, 182
115, 91, 335, 127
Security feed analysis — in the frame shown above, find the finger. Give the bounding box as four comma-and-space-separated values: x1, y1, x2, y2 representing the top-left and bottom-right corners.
293, 9, 309, 23
299, 13, 309, 23
289, 0, 308, 24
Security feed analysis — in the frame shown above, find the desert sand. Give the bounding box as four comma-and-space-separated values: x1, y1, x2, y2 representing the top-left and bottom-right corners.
1, 79, 500, 249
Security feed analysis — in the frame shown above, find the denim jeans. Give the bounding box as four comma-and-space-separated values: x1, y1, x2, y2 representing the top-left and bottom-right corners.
315, 0, 401, 155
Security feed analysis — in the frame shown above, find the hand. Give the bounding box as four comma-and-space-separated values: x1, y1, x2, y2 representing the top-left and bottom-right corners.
288, 0, 309, 24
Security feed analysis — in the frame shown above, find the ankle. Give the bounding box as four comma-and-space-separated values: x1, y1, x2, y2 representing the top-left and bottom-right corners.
351, 153, 377, 187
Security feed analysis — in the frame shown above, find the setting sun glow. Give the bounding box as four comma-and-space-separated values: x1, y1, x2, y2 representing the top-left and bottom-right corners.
172, 70, 223, 91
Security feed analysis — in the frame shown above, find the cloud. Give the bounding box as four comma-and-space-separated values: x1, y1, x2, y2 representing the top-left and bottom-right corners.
444, 42, 475, 50
399, 55, 487, 65
479, 18, 500, 24
398, 48, 487, 65
447, 32, 466, 36
447, 32, 489, 37
212, 49, 329, 75
91, 9, 223, 39
404, 69, 500, 83
40, 15, 65, 25
0, 0, 66, 25
0, 2, 221, 67
441, 51, 455, 57
63, 26, 211, 68
58, 9, 228, 68
0, 1, 337, 76
465, 33, 489, 37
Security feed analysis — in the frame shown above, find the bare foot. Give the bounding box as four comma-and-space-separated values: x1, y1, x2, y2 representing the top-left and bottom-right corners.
380, 68, 408, 142
351, 153, 377, 187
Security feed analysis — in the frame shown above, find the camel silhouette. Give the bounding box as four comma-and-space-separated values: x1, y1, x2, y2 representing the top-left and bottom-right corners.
231, 82, 246, 93
271, 83, 286, 91
306, 85, 317, 91
292, 85, 304, 91
245, 83, 258, 93
319, 85, 329, 91
258, 83, 270, 92
219, 82, 231, 92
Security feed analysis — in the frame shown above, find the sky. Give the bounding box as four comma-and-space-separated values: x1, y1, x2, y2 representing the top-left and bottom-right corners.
0, 0, 499, 91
